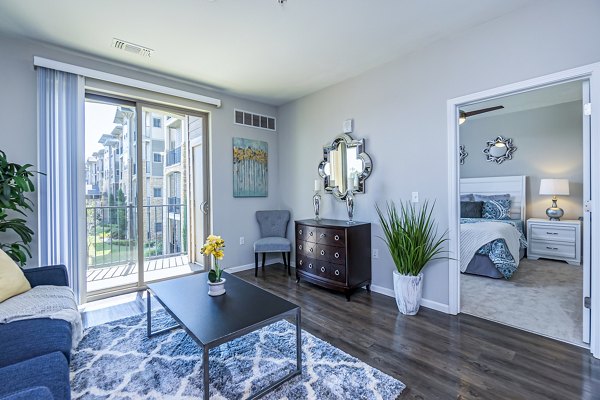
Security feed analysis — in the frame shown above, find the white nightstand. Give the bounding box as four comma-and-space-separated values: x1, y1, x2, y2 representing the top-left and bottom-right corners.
527, 218, 581, 265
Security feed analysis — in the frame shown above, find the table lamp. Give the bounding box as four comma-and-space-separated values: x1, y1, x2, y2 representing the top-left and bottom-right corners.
539, 178, 569, 221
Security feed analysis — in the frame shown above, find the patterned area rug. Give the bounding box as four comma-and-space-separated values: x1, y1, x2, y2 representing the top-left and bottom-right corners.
71, 310, 405, 399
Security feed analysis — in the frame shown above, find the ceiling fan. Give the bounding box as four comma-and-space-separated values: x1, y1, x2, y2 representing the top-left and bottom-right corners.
458, 105, 504, 125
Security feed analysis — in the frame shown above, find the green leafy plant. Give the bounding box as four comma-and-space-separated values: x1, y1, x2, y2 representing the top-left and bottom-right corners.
0, 150, 40, 265
375, 199, 449, 276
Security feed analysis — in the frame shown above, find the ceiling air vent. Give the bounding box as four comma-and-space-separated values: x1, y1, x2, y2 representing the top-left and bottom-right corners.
234, 109, 276, 132
112, 38, 153, 57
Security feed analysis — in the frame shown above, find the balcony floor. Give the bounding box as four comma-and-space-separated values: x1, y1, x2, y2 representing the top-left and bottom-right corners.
87, 254, 203, 293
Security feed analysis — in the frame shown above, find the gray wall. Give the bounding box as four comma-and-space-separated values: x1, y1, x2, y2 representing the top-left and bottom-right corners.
277, 0, 600, 306
0, 33, 279, 269
460, 101, 583, 221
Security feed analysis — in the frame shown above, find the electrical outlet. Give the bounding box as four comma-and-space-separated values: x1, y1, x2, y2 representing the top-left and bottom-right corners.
239, 236, 245, 245
411, 191, 419, 203
372, 249, 379, 259
343, 119, 353, 133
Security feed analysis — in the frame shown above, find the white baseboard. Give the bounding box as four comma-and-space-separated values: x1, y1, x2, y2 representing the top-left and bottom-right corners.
420, 298, 449, 313
226, 260, 280, 274
370, 284, 449, 314
369, 284, 395, 297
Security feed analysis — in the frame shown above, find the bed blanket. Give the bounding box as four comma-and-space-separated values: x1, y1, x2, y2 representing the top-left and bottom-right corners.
460, 221, 521, 274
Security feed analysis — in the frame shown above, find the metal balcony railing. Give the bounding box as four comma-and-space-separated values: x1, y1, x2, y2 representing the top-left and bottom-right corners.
166, 146, 181, 166
86, 203, 186, 270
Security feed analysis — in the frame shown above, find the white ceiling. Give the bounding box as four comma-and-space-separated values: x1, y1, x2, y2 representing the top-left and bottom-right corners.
0, 0, 537, 105
461, 80, 583, 120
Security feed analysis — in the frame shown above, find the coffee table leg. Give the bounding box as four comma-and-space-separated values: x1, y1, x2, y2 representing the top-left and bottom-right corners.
296, 308, 302, 374
203, 346, 210, 400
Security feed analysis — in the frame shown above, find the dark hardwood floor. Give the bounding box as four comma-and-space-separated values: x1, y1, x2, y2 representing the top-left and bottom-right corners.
82, 264, 600, 399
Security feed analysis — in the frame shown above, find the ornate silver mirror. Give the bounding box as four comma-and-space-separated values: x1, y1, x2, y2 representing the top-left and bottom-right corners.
318, 134, 372, 200
483, 136, 516, 164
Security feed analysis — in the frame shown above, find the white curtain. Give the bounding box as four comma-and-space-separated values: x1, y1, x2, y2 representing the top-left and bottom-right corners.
37, 67, 86, 304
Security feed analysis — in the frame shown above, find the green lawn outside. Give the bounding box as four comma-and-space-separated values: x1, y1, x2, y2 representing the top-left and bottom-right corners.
88, 241, 135, 268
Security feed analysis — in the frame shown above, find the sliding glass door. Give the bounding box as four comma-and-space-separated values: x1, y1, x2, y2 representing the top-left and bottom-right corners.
84, 94, 209, 300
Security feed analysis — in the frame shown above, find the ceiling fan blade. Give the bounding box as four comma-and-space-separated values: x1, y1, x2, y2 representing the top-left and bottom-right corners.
464, 105, 504, 117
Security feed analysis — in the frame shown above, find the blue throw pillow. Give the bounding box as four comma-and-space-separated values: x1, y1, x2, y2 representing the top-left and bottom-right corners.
482, 199, 512, 220
460, 201, 483, 218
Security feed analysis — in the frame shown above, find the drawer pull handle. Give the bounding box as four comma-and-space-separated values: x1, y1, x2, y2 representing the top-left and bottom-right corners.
299, 244, 303, 250
546, 246, 559, 250
309, 248, 314, 252
320, 266, 326, 272
334, 252, 340, 259
299, 229, 303, 235
299, 260, 303, 266
320, 233, 326, 238
308, 263, 313, 269
320, 250, 325, 256
310, 231, 314, 236
334, 235, 340, 241
334, 270, 340, 276
546, 232, 558, 235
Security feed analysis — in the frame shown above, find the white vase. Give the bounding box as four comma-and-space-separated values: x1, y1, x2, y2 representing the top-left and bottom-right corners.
392, 271, 423, 315
207, 278, 226, 296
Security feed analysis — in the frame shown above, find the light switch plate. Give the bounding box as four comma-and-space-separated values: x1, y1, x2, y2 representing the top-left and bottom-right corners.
411, 192, 419, 203
343, 119, 353, 133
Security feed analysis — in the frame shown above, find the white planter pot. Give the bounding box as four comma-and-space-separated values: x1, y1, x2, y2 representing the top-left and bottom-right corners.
392, 271, 423, 315
207, 278, 226, 296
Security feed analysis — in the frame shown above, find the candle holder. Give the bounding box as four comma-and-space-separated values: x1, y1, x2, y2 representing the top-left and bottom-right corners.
313, 191, 321, 221
346, 191, 355, 224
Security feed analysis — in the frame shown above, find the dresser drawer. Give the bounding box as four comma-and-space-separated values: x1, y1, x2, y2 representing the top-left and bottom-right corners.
530, 224, 575, 243
296, 255, 317, 273
316, 228, 345, 247
297, 225, 317, 243
529, 240, 576, 259
314, 261, 347, 283
296, 240, 317, 257
316, 243, 346, 265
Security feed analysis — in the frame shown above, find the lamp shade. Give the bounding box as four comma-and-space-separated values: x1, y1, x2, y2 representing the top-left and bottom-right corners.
539, 178, 570, 196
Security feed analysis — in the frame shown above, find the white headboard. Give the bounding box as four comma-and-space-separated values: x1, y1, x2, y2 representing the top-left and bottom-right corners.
460, 175, 527, 222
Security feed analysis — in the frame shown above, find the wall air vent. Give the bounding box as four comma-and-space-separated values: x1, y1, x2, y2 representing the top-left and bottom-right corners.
112, 38, 153, 57
234, 109, 276, 131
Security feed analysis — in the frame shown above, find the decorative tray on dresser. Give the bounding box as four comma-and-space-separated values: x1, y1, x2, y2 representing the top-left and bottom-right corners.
295, 219, 371, 301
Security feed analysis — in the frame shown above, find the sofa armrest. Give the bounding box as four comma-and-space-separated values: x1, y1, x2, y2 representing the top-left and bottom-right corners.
23, 265, 69, 287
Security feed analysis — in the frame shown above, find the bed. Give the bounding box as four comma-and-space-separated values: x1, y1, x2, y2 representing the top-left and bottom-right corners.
460, 176, 528, 279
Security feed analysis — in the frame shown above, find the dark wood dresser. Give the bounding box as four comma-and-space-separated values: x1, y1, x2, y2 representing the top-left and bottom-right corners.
295, 219, 371, 300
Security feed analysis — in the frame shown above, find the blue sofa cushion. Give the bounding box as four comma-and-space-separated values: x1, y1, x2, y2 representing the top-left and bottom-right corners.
22, 265, 69, 288
0, 318, 72, 368
0, 352, 70, 400
254, 237, 292, 252
0, 386, 53, 400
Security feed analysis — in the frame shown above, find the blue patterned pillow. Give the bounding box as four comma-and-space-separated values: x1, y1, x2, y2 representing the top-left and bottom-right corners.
482, 199, 511, 220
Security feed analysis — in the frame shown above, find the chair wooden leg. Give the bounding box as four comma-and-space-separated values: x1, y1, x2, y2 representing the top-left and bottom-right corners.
287, 252, 291, 275
255, 253, 258, 277
262, 253, 266, 270
281, 252, 287, 268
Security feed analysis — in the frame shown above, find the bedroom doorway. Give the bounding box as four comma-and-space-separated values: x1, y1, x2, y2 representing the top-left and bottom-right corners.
447, 69, 599, 353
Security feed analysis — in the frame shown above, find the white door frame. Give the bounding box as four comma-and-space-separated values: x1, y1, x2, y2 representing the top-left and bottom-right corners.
446, 62, 600, 358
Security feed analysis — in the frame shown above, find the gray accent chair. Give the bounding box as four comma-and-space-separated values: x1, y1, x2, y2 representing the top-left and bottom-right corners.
254, 210, 292, 276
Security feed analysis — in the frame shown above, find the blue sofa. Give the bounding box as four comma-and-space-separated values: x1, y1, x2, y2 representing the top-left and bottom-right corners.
0, 265, 73, 400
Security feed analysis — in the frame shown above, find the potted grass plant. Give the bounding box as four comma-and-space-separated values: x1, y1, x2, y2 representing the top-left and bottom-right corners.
375, 200, 448, 315
201, 234, 227, 296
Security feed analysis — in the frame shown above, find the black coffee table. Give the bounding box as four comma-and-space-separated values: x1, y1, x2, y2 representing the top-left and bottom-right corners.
146, 272, 302, 400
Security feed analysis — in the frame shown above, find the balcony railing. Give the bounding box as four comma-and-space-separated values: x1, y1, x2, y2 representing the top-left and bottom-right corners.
86, 203, 186, 270
166, 146, 181, 166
